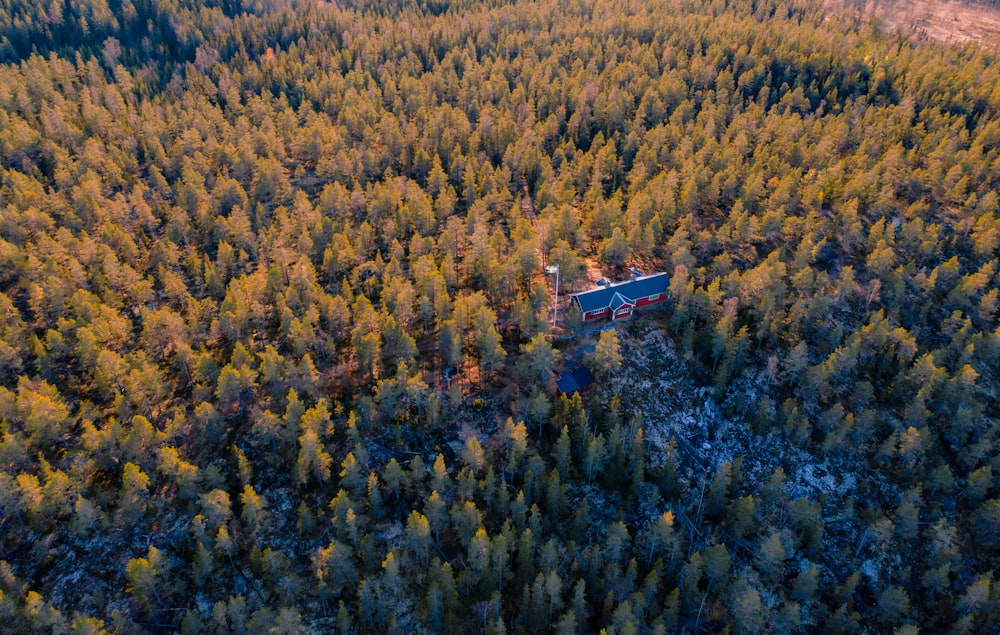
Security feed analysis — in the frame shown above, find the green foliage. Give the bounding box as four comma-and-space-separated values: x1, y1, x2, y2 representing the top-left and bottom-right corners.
519, 333, 561, 384
593, 328, 623, 376
0, 0, 998, 630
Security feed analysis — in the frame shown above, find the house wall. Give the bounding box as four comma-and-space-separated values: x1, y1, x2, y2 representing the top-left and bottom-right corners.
578, 285, 668, 321
557, 384, 593, 397
583, 307, 611, 321
634, 293, 666, 308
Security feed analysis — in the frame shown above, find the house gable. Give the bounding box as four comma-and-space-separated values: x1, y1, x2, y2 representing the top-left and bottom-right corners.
609, 292, 634, 311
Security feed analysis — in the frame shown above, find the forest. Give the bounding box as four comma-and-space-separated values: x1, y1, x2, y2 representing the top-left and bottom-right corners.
0, 0, 999, 632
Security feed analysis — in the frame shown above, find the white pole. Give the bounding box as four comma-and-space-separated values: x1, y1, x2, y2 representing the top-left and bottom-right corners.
553, 266, 559, 328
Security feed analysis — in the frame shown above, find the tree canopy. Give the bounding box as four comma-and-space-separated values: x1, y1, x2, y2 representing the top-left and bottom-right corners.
0, 0, 999, 631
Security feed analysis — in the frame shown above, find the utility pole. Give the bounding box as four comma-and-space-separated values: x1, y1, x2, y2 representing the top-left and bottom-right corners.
545, 264, 559, 328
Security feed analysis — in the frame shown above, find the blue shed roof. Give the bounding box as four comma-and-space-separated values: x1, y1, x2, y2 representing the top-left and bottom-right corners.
555, 366, 595, 395
571, 273, 669, 314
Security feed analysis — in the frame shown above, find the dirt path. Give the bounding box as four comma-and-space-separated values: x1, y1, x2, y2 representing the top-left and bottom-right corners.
583, 256, 604, 284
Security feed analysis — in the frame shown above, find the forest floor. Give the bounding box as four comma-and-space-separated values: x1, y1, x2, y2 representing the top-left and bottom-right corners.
573, 318, 897, 590
601, 320, 863, 499
827, 0, 1000, 45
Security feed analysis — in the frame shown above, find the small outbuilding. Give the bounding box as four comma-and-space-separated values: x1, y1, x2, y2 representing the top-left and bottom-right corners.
555, 366, 595, 396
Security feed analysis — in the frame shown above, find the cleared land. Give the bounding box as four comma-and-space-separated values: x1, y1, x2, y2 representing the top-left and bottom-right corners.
830, 0, 1000, 44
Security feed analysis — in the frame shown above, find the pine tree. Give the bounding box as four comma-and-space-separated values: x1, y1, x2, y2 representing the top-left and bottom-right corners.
432, 454, 451, 495
383, 458, 407, 501
406, 510, 432, 565
594, 328, 623, 376
425, 491, 447, 544
462, 436, 486, 474
125, 546, 162, 613
553, 426, 572, 477
731, 580, 765, 633
646, 511, 676, 566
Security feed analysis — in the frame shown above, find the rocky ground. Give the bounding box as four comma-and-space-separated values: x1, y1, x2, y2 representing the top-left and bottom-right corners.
576, 318, 902, 590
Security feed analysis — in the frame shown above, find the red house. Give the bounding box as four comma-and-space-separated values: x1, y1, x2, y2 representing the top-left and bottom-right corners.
569, 273, 670, 322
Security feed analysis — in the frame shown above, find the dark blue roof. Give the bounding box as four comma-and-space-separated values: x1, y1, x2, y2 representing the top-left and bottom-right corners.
555, 366, 595, 394
571, 273, 669, 313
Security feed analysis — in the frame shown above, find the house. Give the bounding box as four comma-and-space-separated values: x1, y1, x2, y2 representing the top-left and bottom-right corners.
555, 366, 595, 396
569, 273, 670, 322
